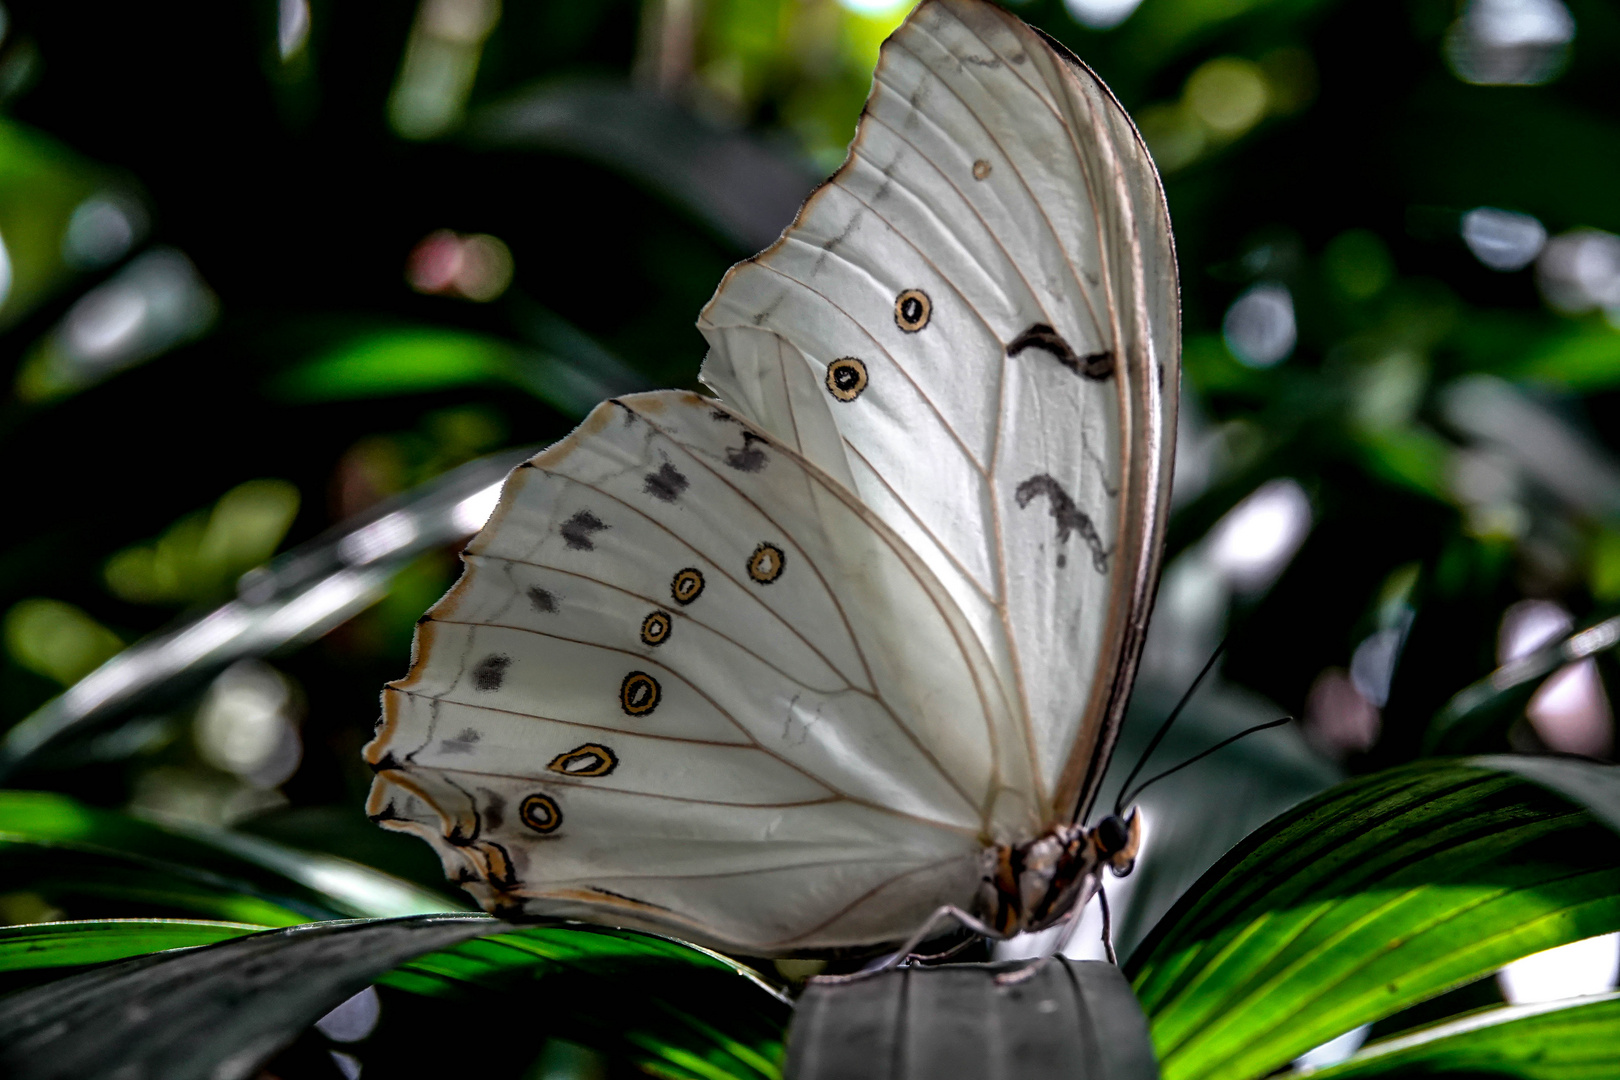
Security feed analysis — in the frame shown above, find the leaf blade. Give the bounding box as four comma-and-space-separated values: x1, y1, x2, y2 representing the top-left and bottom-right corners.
1130, 760, 1620, 1080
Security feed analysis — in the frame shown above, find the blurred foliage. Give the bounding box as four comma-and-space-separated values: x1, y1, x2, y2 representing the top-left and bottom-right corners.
0, 0, 1619, 1073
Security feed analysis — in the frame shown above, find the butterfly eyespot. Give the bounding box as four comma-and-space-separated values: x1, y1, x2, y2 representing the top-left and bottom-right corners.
548, 743, 618, 777
670, 568, 705, 605
972, 159, 992, 180
894, 289, 931, 332
519, 793, 562, 833
640, 610, 672, 646
825, 357, 868, 402
748, 543, 785, 584
620, 671, 661, 716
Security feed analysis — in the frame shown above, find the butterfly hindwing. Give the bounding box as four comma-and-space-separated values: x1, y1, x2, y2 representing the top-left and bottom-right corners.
367, 391, 1034, 952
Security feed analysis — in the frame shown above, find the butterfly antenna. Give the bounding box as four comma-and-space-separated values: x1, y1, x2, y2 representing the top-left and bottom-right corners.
1111, 637, 1228, 816
1118, 716, 1293, 809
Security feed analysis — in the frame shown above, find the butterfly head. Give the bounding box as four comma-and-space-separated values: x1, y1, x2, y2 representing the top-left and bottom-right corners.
1090, 809, 1141, 877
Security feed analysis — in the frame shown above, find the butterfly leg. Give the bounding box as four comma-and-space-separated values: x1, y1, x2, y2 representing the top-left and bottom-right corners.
992, 895, 1090, 986
1098, 885, 1118, 965
881, 905, 1004, 972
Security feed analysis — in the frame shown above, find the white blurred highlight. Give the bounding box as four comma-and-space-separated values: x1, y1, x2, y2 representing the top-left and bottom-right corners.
1499, 934, 1620, 1004
1206, 478, 1312, 592
194, 660, 301, 788
339, 511, 420, 566
836, 0, 908, 12
63, 194, 146, 270
1462, 207, 1546, 271
1294, 1024, 1371, 1070
1537, 229, 1620, 314
1063, 0, 1145, 30
278, 0, 311, 59
0, 224, 13, 314
1446, 0, 1574, 85
1223, 282, 1296, 368
317, 986, 381, 1043
1497, 600, 1613, 757
451, 481, 503, 534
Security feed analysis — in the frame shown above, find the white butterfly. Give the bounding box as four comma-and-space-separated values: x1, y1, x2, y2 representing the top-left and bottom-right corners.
365, 0, 1178, 957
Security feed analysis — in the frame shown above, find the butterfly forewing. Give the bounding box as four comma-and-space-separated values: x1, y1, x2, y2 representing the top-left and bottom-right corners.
368, 391, 1033, 952
698, 0, 1177, 824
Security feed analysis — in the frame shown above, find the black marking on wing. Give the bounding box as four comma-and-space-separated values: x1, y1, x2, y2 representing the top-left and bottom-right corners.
369, 752, 402, 774
527, 586, 558, 613
1015, 474, 1109, 572
481, 789, 506, 831
560, 509, 608, 550
586, 886, 676, 913
472, 654, 512, 692
1007, 323, 1114, 380
438, 728, 481, 754
643, 462, 690, 502
368, 801, 402, 822
725, 431, 769, 473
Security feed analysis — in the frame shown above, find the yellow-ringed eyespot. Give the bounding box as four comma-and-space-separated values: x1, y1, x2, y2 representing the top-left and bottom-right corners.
519, 793, 562, 833
825, 357, 868, 402
641, 610, 672, 646
671, 567, 705, 605
548, 743, 618, 777
620, 671, 661, 716
894, 289, 931, 332
972, 159, 991, 180
748, 542, 785, 584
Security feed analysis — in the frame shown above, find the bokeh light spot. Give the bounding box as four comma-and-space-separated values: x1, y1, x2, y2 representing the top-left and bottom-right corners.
1223, 282, 1296, 368
1062, 0, 1145, 30
407, 229, 514, 302
1446, 0, 1574, 86
1206, 477, 1312, 592
1463, 207, 1546, 271
1185, 58, 1268, 137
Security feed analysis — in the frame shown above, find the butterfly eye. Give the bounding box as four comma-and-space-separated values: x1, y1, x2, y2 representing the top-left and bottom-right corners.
670, 568, 705, 605
519, 793, 562, 833
894, 289, 932, 332
825, 357, 869, 402
619, 671, 661, 716
1094, 814, 1128, 854
640, 610, 672, 646
547, 743, 618, 777
748, 543, 786, 584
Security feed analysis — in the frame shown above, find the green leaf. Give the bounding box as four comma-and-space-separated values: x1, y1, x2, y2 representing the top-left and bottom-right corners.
0, 839, 317, 926
0, 918, 264, 971
379, 924, 790, 1080
1129, 760, 1620, 1080
270, 327, 517, 399
0, 914, 495, 1080
1300, 993, 1620, 1079
786, 959, 1157, 1080
0, 790, 458, 921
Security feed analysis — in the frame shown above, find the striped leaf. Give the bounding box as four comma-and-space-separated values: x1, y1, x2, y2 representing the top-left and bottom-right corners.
1130, 759, 1620, 1080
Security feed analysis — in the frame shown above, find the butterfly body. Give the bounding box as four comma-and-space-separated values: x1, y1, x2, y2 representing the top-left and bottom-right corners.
365, 0, 1177, 958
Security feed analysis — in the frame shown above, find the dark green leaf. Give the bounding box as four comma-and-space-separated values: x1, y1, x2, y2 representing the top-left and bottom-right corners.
0, 918, 263, 971
0, 791, 457, 921
1301, 993, 1620, 1079
786, 959, 1157, 1080
1130, 761, 1620, 1080
0, 914, 496, 1080
379, 924, 790, 1080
